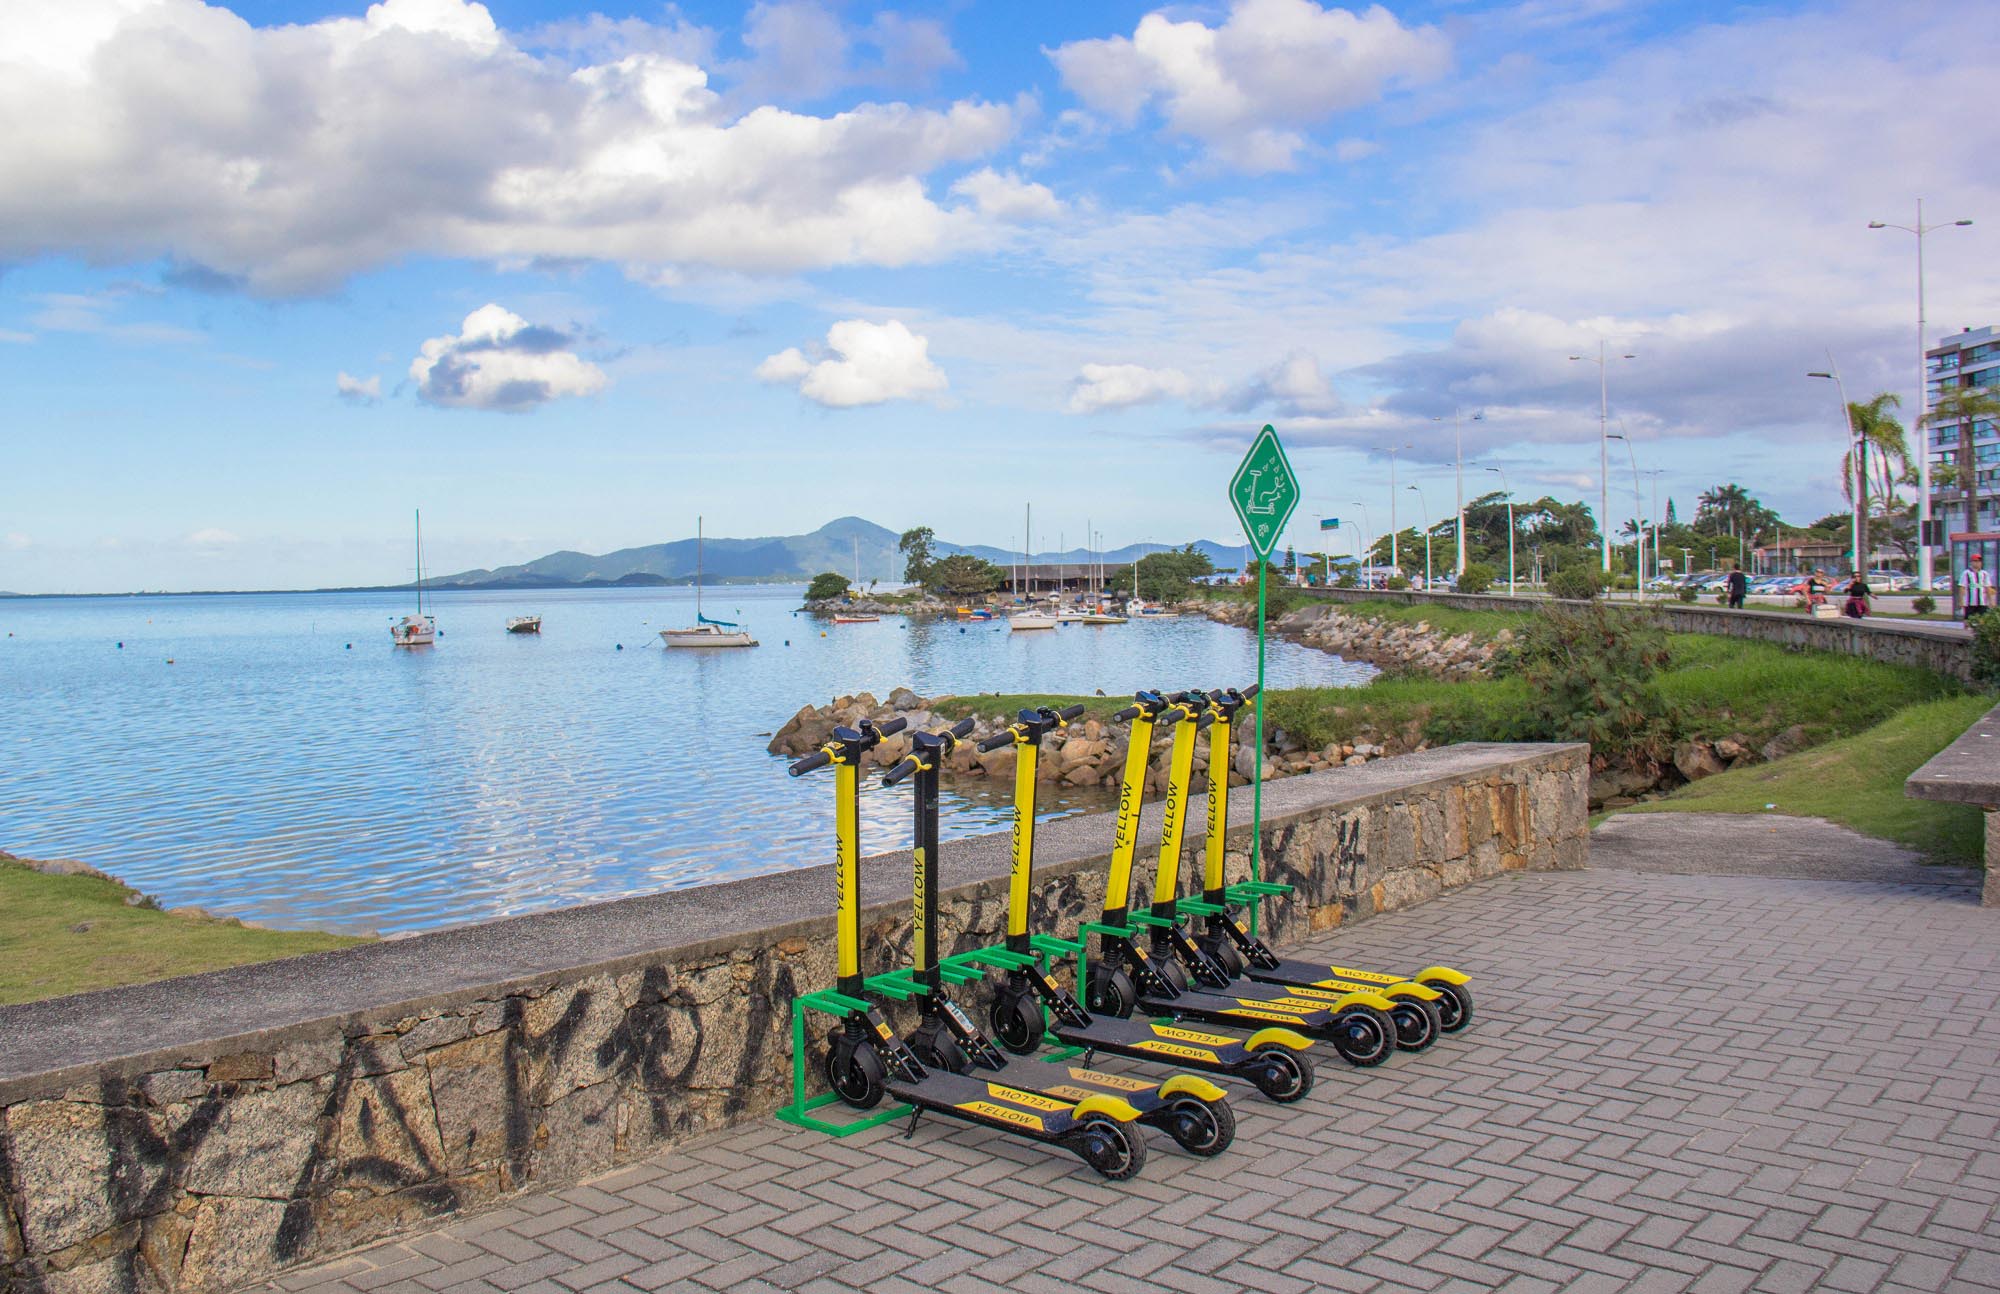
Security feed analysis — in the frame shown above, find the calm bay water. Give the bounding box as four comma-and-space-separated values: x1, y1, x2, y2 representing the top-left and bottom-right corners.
1, 586, 1370, 934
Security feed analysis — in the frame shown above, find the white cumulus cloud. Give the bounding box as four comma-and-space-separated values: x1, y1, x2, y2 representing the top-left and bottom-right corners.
757, 319, 948, 408
410, 304, 608, 412
335, 371, 383, 405
1050, 0, 1449, 172
1067, 363, 1219, 414
0, 0, 1018, 294
948, 169, 1064, 222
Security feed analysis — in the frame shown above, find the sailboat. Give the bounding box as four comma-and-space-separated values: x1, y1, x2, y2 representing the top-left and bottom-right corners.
1009, 502, 1059, 630
660, 517, 756, 648
390, 510, 437, 647
832, 535, 879, 622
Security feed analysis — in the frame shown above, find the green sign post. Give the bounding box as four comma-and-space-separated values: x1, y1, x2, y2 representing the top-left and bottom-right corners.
1227, 425, 1298, 930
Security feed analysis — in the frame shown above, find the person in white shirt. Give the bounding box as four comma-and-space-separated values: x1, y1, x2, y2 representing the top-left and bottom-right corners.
1961, 552, 1994, 620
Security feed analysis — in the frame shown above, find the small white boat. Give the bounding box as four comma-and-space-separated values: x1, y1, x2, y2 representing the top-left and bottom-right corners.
662, 517, 757, 649
1010, 613, 1060, 631
832, 613, 880, 624
391, 511, 437, 647
1079, 612, 1128, 625
505, 615, 541, 634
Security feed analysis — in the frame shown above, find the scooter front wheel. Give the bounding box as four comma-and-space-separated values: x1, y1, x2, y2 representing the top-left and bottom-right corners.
1246, 1046, 1314, 1103
1163, 1096, 1236, 1157
911, 1030, 970, 1075
1329, 1005, 1396, 1068
1085, 966, 1138, 1018
1067, 1115, 1148, 1180
1199, 930, 1245, 978
988, 988, 1044, 1056
824, 1034, 886, 1109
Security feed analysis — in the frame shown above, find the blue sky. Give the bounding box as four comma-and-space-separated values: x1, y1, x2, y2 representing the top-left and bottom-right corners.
2, 0, 1996, 593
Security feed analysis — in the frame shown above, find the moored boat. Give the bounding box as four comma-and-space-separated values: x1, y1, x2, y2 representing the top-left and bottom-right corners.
1009, 612, 1059, 631
391, 511, 436, 647
505, 615, 541, 634
661, 518, 757, 649
832, 613, 880, 624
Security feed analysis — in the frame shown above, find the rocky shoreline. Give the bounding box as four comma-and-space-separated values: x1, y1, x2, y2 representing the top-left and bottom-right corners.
1191, 597, 1504, 676
768, 688, 1415, 791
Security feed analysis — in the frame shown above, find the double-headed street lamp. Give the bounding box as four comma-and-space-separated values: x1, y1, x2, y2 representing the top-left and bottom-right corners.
1484, 466, 1515, 595
1869, 201, 1973, 590
1606, 432, 1644, 596
1431, 411, 1483, 576
1406, 484, 1432, 590
1377, 443, 1413, 570
1570, 343, 1635, 573
1349, 501, 1373, 576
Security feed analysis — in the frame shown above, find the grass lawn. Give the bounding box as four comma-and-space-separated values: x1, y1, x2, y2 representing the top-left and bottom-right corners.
1265, 629, 1964, 754
0, 856, 365, 1006
1618, 694, 1993, 864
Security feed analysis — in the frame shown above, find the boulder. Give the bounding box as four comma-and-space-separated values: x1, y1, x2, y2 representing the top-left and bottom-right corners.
1759, 724, 1809, 763
1673, 741, 1727, 782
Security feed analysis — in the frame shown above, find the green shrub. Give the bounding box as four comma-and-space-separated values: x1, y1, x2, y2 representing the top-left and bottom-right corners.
805, 571, 851, 601
1335, 571, 1358, 589
1972, 611, 2000, 688
1510, 602, 1674, 761
1547, 567, 1602, 600
1386, 574, 1410, 590
1457, 562, 1496, 595
1676, 584, 1698, 603
1714, 591, 1728, 605
1914, 594, 1937, 615
1612, 575, 1636, 591
1260, 587, 1298, 623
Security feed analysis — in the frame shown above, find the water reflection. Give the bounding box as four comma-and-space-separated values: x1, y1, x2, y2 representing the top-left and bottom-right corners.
0, 586, 1369, 933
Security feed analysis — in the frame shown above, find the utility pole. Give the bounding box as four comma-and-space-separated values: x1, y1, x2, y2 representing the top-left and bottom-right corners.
1485, 466, 1514, 595
1808, 361, 1862, 572
1377, 444, 1412, 572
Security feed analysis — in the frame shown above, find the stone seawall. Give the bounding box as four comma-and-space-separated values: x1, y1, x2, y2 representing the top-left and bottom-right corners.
1295, 586, 1973, 681
0, 742, 1588, 1294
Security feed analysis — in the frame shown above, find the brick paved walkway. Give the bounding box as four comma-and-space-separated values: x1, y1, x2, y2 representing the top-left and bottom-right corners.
253, 839, 2000, 1294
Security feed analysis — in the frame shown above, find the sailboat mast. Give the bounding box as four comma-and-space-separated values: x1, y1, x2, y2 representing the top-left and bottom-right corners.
696, 516, 703, 619
414, 509, 423, 616
1025, 503, 1032, 598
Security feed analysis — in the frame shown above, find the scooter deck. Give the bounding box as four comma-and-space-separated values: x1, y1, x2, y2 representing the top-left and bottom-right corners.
968, 1053, 1183, 1112
882, 1068, 1139, 1142
1133, 982, 1347, 1036
1240, 955, 1444, 1000
1049, 1015, 1300, 1069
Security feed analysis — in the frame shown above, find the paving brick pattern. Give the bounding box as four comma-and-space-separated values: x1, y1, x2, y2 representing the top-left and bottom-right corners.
252, 859, 2000, 1294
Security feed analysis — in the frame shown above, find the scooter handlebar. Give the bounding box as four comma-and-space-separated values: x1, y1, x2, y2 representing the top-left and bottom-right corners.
976, 729, 1017, 752
875, 716, 909, 737
882, 756, 919, 786
1057, 704, 1086, 721
1238, 684, 1260, 701
1113, 705, 1141, 721
946, 717, 976, 740
788, 750, 831, 776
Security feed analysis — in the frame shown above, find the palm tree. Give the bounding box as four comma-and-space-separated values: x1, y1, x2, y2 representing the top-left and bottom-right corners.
1926, 386, 2000, 549
1841, 393, 1907, 569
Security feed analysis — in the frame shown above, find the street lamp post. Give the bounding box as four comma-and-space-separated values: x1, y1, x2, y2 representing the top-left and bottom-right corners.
1870, 201, 1973, 591
1808, 363, 1862, 574
1607, 432, 1644, 598
1570, 342, 1635, 574
1377, 443, 1413, 571
1349, 501, 1373, 580
1406, 484, 1431, 590
1484, 466, 1515, 595
1433, 412, 1481, 576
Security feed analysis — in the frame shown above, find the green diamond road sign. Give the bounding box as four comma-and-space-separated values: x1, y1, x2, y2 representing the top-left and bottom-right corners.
1228, 424, 1299, 560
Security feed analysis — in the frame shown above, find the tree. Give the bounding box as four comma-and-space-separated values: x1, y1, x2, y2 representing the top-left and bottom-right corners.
1926, 386, 2000, 549
1664, 498, 1678, 526
1108, 545, 1215, 601
805, 571, 851, 601
897, 526, 935, 585
923, 553, 1005, 597
1693, 483, 1779, 545
1841, 393, 1907, 568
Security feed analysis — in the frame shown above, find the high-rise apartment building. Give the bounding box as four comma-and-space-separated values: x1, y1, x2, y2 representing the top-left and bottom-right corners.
1926, 324, 2000, 538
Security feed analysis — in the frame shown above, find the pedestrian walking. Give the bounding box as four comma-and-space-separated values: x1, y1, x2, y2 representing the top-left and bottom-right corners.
1726, 566, 1747, 609
1962, 552, 1993, 620
1803, 568, 1827, 613
1842, 570, 1870, 618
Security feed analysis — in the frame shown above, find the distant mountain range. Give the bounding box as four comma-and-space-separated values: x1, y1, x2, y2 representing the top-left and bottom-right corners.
432, 518, 1248, 589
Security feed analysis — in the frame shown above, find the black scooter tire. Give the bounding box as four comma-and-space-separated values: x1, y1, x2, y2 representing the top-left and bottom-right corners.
1421, 979, 1474, 1032
824, 1035, 886, 1109
911, 1029, 970, 1075
1389, 997, 1442, 1052
1198, 930, 1245, 978
1085, 966, 1138, 1018
1068, 1115, 1147, 1180
1246, 1046, 1314, 1103
988, 989, 1044, 1056
1163, 1096, 1236, 1157
1329, 1005, 1397, 1068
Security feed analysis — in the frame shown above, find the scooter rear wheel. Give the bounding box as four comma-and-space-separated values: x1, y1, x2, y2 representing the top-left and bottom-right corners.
1421, 979, 1474, 1032
1067, 1115, 1147, 1180
1200, 931, 1246, 979
1389, 997, 1442, 1052
1163, 1096, 1236, 1157
1246, 1046, 1314, 1103
1329, 1005, 1396, 1068
824, 1034, 886, 1109
912, 1030, 970, 1075
988, 989, 1044, 1056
